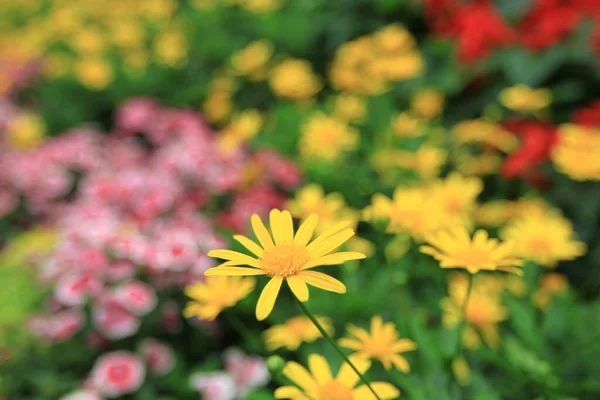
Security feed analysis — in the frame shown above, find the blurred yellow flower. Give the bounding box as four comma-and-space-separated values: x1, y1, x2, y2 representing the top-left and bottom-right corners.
231, 40, 273, 80
183, 276, 256, 321
452, 356, 471, 386
275, 354, 399, 400
500, 84, 551, 112
551, 124, 600, 181
396, 146, 447, 180
218, 109, 264, 152
205, 210, 365, 320
109, 20, 144, 48
391, 112, 422, 137
263, 316, 333, 351
6, 112, 46, 150
203, 91, 233, 123
442, 273, 508, 349
154, 30, 187, 66
74, 58, 113, 90
501, 210, 586, 268
239, 0, 283, 13
299, 114, 359, 161
410, 89, 444, 120
347, 236, 375, 259
269, 59, 321, 101
372, 24, 416, 54
71, 28, 107, 54
287, 184, 360, 233
421, 226, 523, 275
454, 152, 502, 176
339, 316, 417, 372
428, 173, 483, 229
453, 119, 518, 153
365, 187, 444, 240
333, 94, 367, 123
533, 273, 569, 309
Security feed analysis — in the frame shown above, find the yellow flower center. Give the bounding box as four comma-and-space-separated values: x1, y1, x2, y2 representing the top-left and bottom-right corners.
527, 238, 552, 253
318, 381, 353, 400
363, 337, 392, 359
259, 244, 310, 277
465, 302, 493, 328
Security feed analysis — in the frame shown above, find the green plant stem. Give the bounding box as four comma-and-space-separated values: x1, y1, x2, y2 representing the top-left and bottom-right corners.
454, 273, 473, 358
295, 298, 382, 400
224, 312, 264, 355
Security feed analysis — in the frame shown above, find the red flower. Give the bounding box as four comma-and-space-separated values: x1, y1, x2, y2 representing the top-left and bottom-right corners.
91, 352, 145, 398
573, 100, 600, 127
501, 119, 558, 180
139, 339, 175, 376
519, 0, 582, 50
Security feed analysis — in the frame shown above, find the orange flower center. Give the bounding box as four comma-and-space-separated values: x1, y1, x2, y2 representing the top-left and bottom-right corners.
362, 335, 394, 359
465, 302, 493, 328
259, 244, 310, 277
318, 381, 353, 400
453, 248, 493, 267
527, 238, 552, 253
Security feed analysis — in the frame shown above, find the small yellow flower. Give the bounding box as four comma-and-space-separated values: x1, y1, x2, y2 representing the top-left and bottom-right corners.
442, 273, 508, 349
240, 0, 283, 13
183, 276, 256, 321
231, 40, 273, 80
71, 28, 107, 54
452, 356, 471, 386
396, 146, 447, 180
203, 91, 232, 123
286, 184, 360, 233
333, 94, 367, 123
499, 84, 551, 112
154, 30, 187, 66
551, 124, 600, 181
263, 316, 333, 351
454, 152, 502, 176
299, 114, 359, 161
453, 119, 518, 153
410, 89, 444, 119
420, 226, 523, 275
74, 58, 113, 90
391, 112, 422, 137
365, 187, 445, 240
428, 173, 483, 229
533, 273, 569, 309
218, 109, 264, 152
109, 20, 144, 48
339, 315, 416, 372
205, 209, 366, 320
372, 24, 415, 54
6, 112, 46, 150
269, 59, 321, 101
501, 211, 586, 268
275, 354, 399, 400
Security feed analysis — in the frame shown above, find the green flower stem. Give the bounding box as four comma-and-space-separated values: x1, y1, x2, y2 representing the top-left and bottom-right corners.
295, 298, 382, 400
224, 312, 265, 355
455, 273, 473, 358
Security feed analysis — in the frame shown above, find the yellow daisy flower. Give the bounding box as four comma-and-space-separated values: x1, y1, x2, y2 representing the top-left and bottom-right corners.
427, 173, 483, 229
339, 316, 416, 372
299, 113, 359, 161
275, 354, 399, 400
499, 84, 551, 112
263, 316, 334, 351
183, 276, 255, 321
206, 209, 366, 320
551, 124, 600, 181
501, 211, 586, 268
442, 274, 508, 349
420, 226, 523, 275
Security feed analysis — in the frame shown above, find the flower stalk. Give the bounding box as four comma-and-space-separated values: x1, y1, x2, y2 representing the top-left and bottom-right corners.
295, 298, 382, 400
455, 273, 473, 358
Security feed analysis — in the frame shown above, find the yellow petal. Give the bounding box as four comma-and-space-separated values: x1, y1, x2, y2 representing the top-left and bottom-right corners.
353, 382, 400, 400
294, 213, 319, 246
338, 338, 362, 351
251, 214, 275, 250
337, 356, 370, 387
274, 386, 310, 399
233, 234, 264, 257
207, 249, 260, 268
309, 229, 355, 258
205, 266, 266, 276
298, 271, 346, 294
270, 209, 285, 246
256, 277, 283, 320
302, 251, 366, 270
282, 361, 319, 394
306, 221, 350, 251
287, 275, 309, 302
308, 354, 333, 385
280, 210, 294, 244
391, 355, 410, 373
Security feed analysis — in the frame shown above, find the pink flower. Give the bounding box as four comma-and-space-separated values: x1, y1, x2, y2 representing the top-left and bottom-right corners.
115, 97, 159, 133
151, 228, 198, 271
139, 339, 175, 375
59, 389, 103, 400
104, 260, 137, 282
51, 310, 85, 341
55, 273, 103, 307
254, 150, 303, 188
160, 300, 182, 334
224, 348, 269, 397
114, 281, 157, 316
91, 351, 145, 398
93, 296, 140, 339
190, 372, 236, 400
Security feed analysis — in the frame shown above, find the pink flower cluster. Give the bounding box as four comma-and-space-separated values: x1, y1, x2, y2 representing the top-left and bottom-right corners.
190, 348, 269, 400
3, 97, 298, 397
